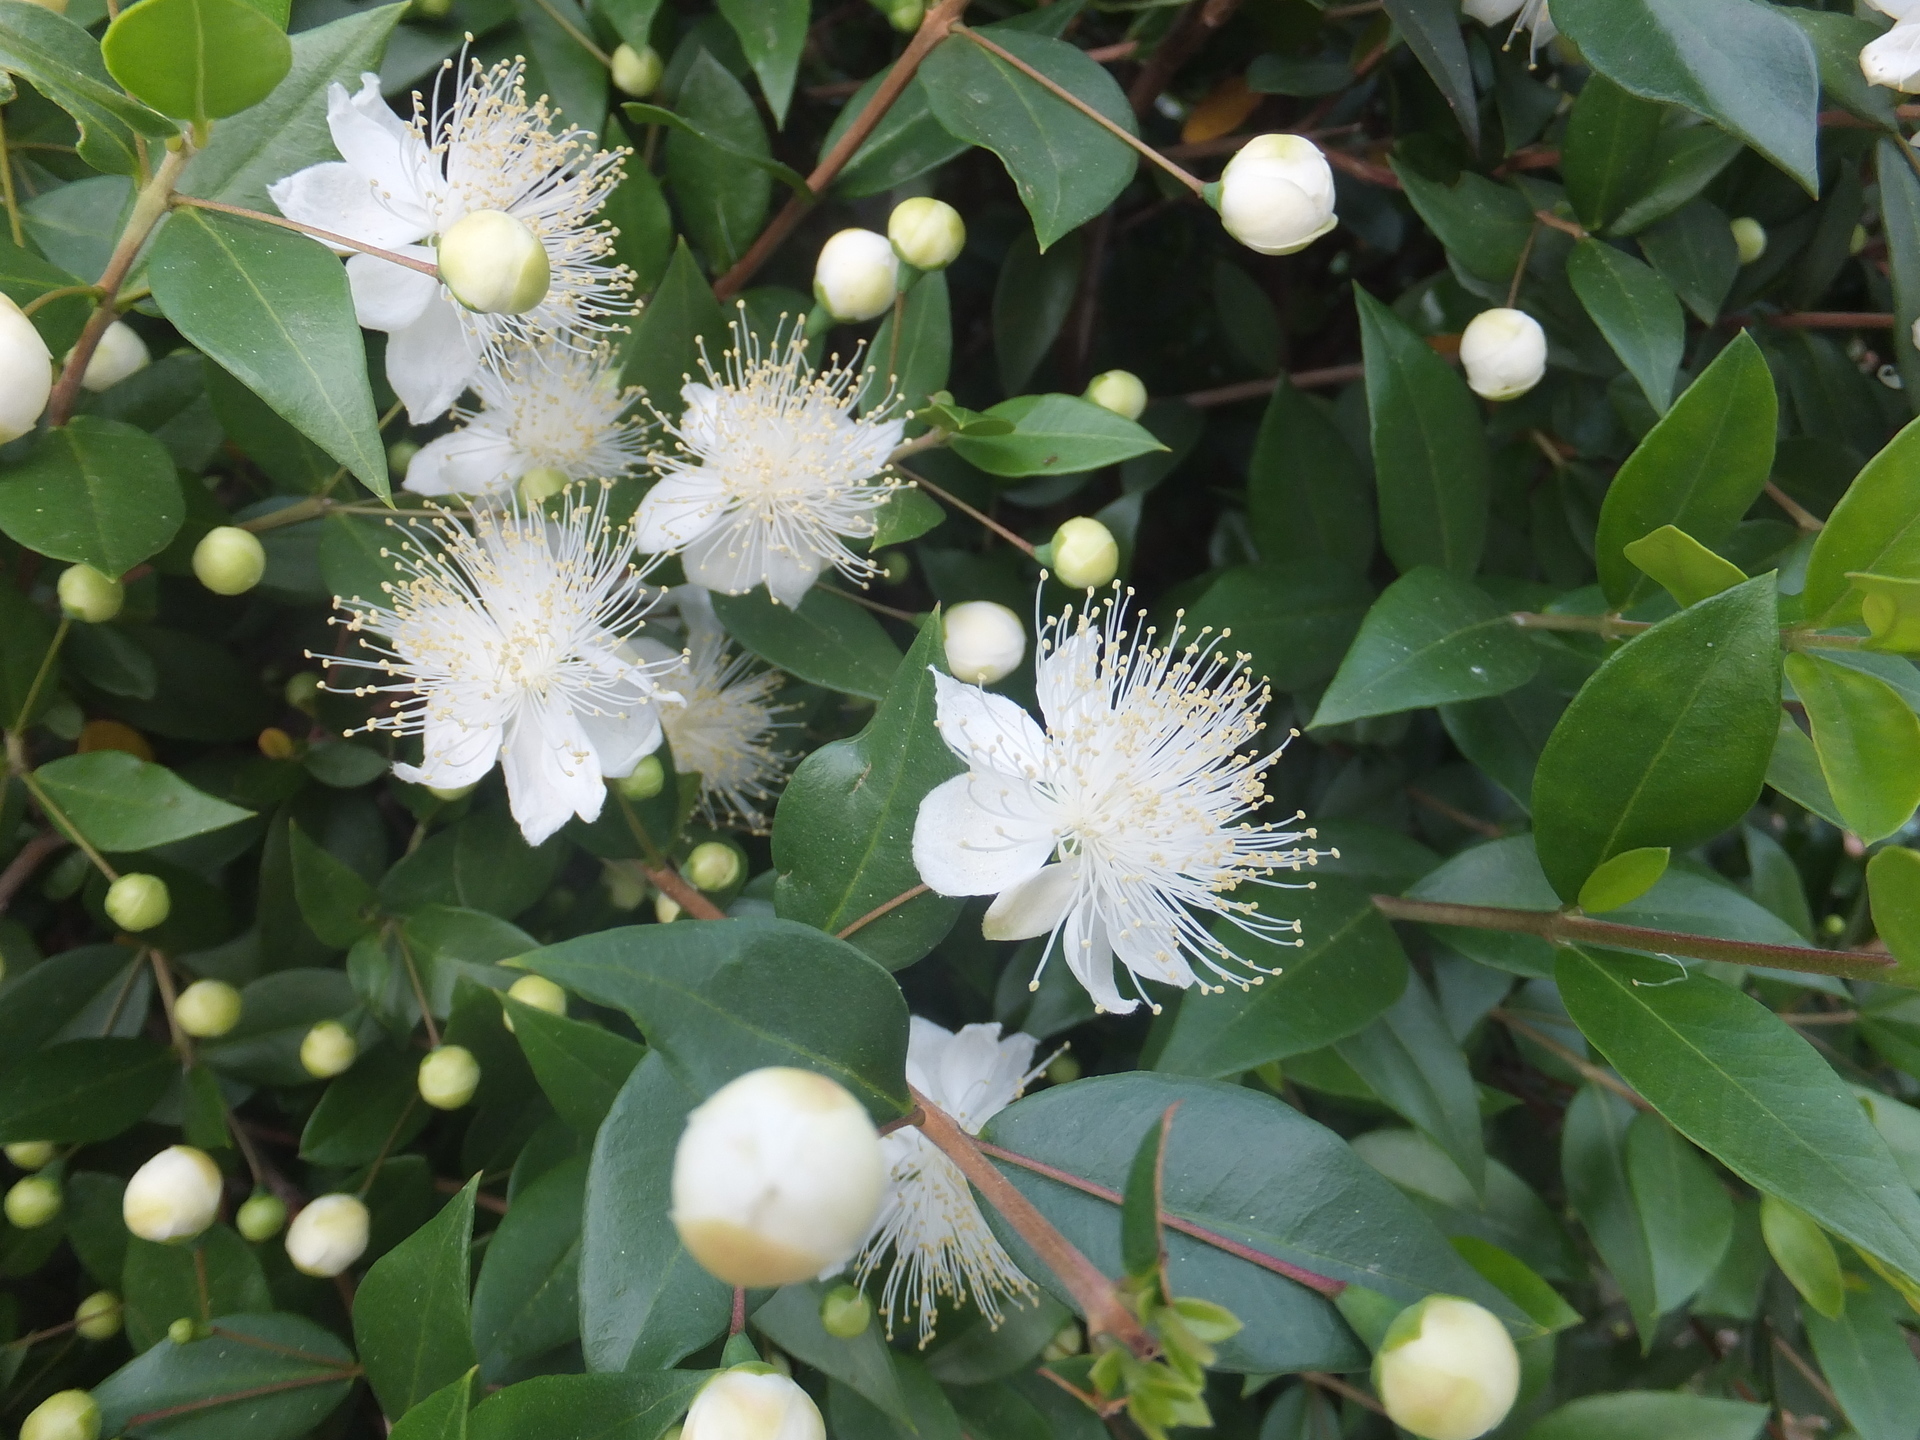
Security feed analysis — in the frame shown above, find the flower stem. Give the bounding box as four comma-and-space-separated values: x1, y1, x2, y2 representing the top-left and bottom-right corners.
526, 0, 611, 67
835, 882, 930, 939
1489, 1007, 1649, 1112
20, 284, 100, 318
148, 948, 196, 1061
1766, 480, 1825, 532
170, 194, 439, 277
896, 466, 1037, 556
11, 616, 70, 734
1506, 219, 1539, 309
0, 111, 22, 248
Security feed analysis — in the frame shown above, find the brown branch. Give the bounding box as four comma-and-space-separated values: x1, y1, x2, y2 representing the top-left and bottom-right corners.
896, 467, 1037, 555
1533, 208, 1586, 240
1182, 362, 1363, 407
1763, 311, 1896, 330
647, 865, 726, 921
1491, 1008, 1650, 1112
0, 831, 67, 914
730, 1287, 747, 1336
1406, 787, 1503, 840
1125, 0, 1243, 118
1302, 1372, 1388, 1416
1772, 1333, 1842, 1412
171, 196, 438, 277
126, 1372, 361, 1426
1765, 481, 1825, 533
836, 883, 931, 939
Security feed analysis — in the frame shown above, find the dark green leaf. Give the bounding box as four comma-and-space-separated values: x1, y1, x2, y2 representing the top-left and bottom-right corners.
1392, 163, 1532, 287
1567, 238, 1685, 413
0, 0, 174, 175
380, 814, 561, 922
355, 1175, 478, 1419
865, 271, 950, 417
710, 586, 902, 702
1804, 413, 1920, 625
1606, 126, 1744, 238
198, 968, 358, 1087
663, 52, 771, 273
821, 71, 967, 199
1381, 0, 1478, 148
101, 0, 291, 123
0, 1037, 175, 1144
93, 1313, 355, 1440
1562, 75, 1664, 232
990, 226, 1080, 395
471, 1155, 585, 1379
1185, 559, 1374, 694
512, 0, 604, 148
1638, 199, 1741, 322
1246, 381, 1374, 572
0, 417, 183, 575
33, 751, 252, 851
468, 1372, 707, 1440
622, 240, 730, 410
1523, 1392, 1767, 1440
1625, 1110, 1732, 1313
506, 997, 645, 1134
754, 1282, 909, 1424
0, 235, 90, 353
1803, 1282, 1920, 1440
390, 1372, 474, 1440
949, 393, 1164, 478
289, 824, 378, 948
1335, 973, 1485, 1193
1561, 1084, 1660, 1343
715, 0, 805, 122
300, 1045, 427, 1166
122, 1225, 271, 1353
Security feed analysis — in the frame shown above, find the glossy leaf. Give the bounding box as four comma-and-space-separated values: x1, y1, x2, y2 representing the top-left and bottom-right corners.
715, 0, 804, 123
1575, 847, 1669, 914
32, 751, 252, 850
1246, 380, 1374, 572
0, 0, 174, 175
471, 1155, 586, 1378
622, 238, 730, 412
1562, 75, 1664, 232
0, 1038, 176, 1144
0, 417, 183, 576
355, 1175, 478, 1418
1607, 127, 1744, 238
467, 1372, 706, 1440
1182, 560, 1374, 694
1869, 847, 1920, 990
662, 53, 771, 274
390, 1372, 474, 1440
1804, 414, 1920, 624
121, 1225, 271, 1352
1567, 238, 1685, 414
950, 393, 1164, 478
991, 228, 1080, 396
755, 1282, 910, 1424
101, 0, 291, 123
288, 822, 379, 948
865, 271, 950, 417
1561, 1085, 1660, 1343
1803, 1283, 1920, 1440
92, 1313, 356, 1440
1625, 1111, 1733, 1313
506, 999, 645, 1135
1334, 972, 1486, 1194
1785, 653, 1920, 843
1621, 525, 1746, 609
1523, 1391, 1767, 1440
1759, 1193, 1843, 1319
710, 586, 902, 702
1381, 0, 1478, 148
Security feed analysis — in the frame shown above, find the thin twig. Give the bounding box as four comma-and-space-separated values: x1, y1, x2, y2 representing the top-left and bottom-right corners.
897, 467, 1037, 556
1126, 0, 1243, 118
126, 1372, 362, 1426
20, 284, 100, 318
1182, 361, 1365, 407
0, 832, 67, 914
1302, 1372, 1388, 1416
1406, 787, 1502, 839
1765, 481, 1825, 533
647, 865, 727, 921
816, 582, 919, 622
1506, 220, 1540, 309
433, 1175, 508, 1213
730, 1287, 747, 1336
836, 883, 932, 939
1780, 1010, 1858, 1026
525, 0, 611, 65
1490, 1008, 1650, 1112
1772, 1333, 1842, 1411
149, 949, 196, 1062
171, 196, 439, 277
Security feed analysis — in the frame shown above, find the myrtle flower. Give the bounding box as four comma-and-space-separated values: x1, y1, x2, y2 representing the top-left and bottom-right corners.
910, 587, 1322, 1015
269, 61, 632, 424
404, 343, 645, 500
855, 1018, 1041, 1345
324, 485, 679, 845
1462, 0, 1555, 58
632, 319, 904, 608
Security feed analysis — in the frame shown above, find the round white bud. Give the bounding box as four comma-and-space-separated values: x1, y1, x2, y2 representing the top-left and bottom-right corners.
300, 1020, 359, 1079
123, 1145, 223, 1242
1458, 308, 1548, 402
1048, 517, 1120, 590
19, 1391, 99, 1440
616, 754, 666, 800
1218, 134, 1337, 256
74, 320, 150, 393
6, 1140, 56, 1171
943, 601, 1026, 685
5, 1175, 61, 1229
683, 1369, 825, 1440
685, 842, 743, 893
506, 973, 568, 1020
438, 210, 552, 315
671, 1067, 886, 1288
1082, 369, 1147, 421
1373, 1295, 1520, 1440
192, 526, 267, 596
174, 979, 243, 1039
74, 1290, 122, 1340
887, 197, 966, 271
611, 42, 664, 98
0, 293, 53, 444
105, 872, 170, 932
236, 1192, 287, 1241
1730, 216, 1768, 265
418, 1045, 481, 1110
813, 228, 900, 323
285, 1193, 370, 1277
57, 564, 124, 623
1863, 22, 1920, 92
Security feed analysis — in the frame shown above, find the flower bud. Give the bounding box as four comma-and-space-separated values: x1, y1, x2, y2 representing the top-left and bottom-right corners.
6, 1140, 56, 1171
105, 872, 170, 932
418, 1044, 481, 1110
123, 1145, 222, 1242
300, 1020, 359, 1079
167, 1317, 202, 1345
943, 601, 1025, 685
174, 978, 243, 1039
1217, 134, 1337, 256
258, 727, 297, 761
615, 754, 666, 800
73, 320, 150, 393
878, 549, 911, 585
1372, 1295, 1519, 1440
75, 1290, 122, 1340
506, 973, 567, 1020
887, 197, 965, 271
820, 1284, 872, 1338
611, 42, 663, 98
5, 1174, 61, 1229
671, 1067, 886, 1287
439, 210, 551, 315
813, 229, 899, 323
387, 438, 421, 476
869, 0, 921, 32
1047, 517, 1120, 590
685, 841, 743, 893
19, 1390, 99, 1440
285, 1193, 370, 1277
1082, 369, 1146, 421
517, 465, 570, 506
655, 892, 683, 924
0, 293, 53, 444
682, 1368, 826, 1440
285, 672, 322, 714
1459, 308, 1548, 402
57, 564, 124, 623
192, 526, 267, 596
1863, 22, 1920, 92
1730, 216, 1768, 265
236, 1192, 287, 1241
1852, 223, 1870, 256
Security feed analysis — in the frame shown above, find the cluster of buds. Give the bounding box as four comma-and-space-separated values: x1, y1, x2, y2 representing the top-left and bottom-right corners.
812, 197, 966, 324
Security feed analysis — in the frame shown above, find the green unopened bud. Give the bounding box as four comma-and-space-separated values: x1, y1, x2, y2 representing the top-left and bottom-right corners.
418, 1044, 481, 1110
285, 671, 322, 714
439, 210, 551, 315
1045, 1052, 1079, 1085
1851, 223, 1869, 256
236, 1192, 287, 1242
1082, 369, 1147, 422
166, 1316, 201, 1345
877, 549, 910, 586
1045, 517, 1119, 590
174, 978, 243, 1038
517, 466, 570, 506
820, 1284, 872, 1337
1040, 1321, 1083, 1361
6, 1140, 56, 1171
19, 1390, 99, 1440
1730, 216, 1768, 265
387, 439, 421, 476
192, 526, 266, 596
58, 563, 124, 622
868, 0, 921, 31
887, 197, 965, 271
300, 1020, 358, 1079
685, 841, 743, 893
615, 754, 666, 800
105, 872, 170, 932
285, 1193, 370, 1277
505, 973, 568, 1032
5, 1174, 61, 1228
611, 42, 663, 97
1373, 1295, 1519, 1440
408, 0, 451, 18
74, 1290, 122, 1340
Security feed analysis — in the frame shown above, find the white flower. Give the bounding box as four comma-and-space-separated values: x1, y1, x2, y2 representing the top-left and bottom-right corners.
324, 484, 680, 846
1462, 0, 1556, 57
1459, 309, 1547, 402
1217, 134, 1336, 257
855, 1018, 1041, 1346
0, 293, 52, 443
1868, 0, 1920, 19
1864, 21, 1920, 92
268, 62, 632, 424
911, 588, 1322, 1015
404, 343, 645, 500
683, 1370, 824, 1440
123, 1145, 223, 1243
633, 319, 905, 607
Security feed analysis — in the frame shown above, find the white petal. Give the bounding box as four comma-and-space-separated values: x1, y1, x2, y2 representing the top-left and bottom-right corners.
346, 250, 439, 332
391, 714, 502, 790
1108, 900, 1198, 990
982, 860, 1080, 942
267, 162, 428, 250
911, 773, 1054, 897
931, 671, 1049, 778
579, 703, 664, 780
386, 298, 476, 423
501, 702, 606, 845
327, 75, 434, 230
682, 517, 783, 599
760, 546, 826, 609
633, 466, 727, 552
403, 427, 519, 498
1060, 901, 1133, 1014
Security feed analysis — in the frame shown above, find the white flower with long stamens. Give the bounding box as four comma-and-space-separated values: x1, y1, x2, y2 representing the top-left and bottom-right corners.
404, 343, 645, 500
632, 318, 905, 608
1462, 0, 1555, 58
269, 60, 632, 424
323, 485, 679, 845
855, 1018, 1042, 1346
911, 586, 1323, 1015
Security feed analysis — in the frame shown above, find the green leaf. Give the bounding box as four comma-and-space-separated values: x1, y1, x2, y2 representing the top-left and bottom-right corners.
715, 0, 805, 123
865, 272, 950, 418
663, 52, 772, 274
1638, 199, 1740, 322
471, 1155, 585, 1379
1622, 525, 1747, 609
1561, 1085, 1661, 1343
289, 823, 378, 948
1767, 713, 1845, 829
1784, 653, 1920, 843
1246, 380, 1373, 572
1787, 10, 1896, 131
300, 1045, 427, 1166
1335, 973, 1486, 1194
122, 1225, 271, 1353
1759, 1193, 1843, 1319
866, 484, 945, 550
1186, 559, 1374, 695
1804, 415, 1920, 625
1311, 567, 1538, 727
92, 1313, 356, 1440
754, 1282, 910, 1425
147, 207, 387, 496
1552, 0, 1819, 196
1567, 238, 1685, 414
1355, 287, 1488, 577
950, 393, 1164, 478
506, 997, 645, 1134
627, 99, 813, 198
920, 30, 1137, 250
0, 235, 90, 353
391, 1372, 474, 1440
1593, 331, 1775, 608
1626, 1110, 1733, 1313
355, 1175, 477, 1418
1606, 127, 1745, 239
0, 417, 183, 576
1530, 575, 1780, 902
991, 227, 1080, 395
1557, 947, 1920, 1287
520, 916, 912, 1118
0, 1038, 175, 1144
1380, 0, 1478, 148
0, 0, 175, 176
773, 613, 962, 969
32, 751, 252, 850
467, 1372, 707, 1440
710, 586, 902, 702
380, 815, 561, 922
1576, 847, 1670, 913
622, 239, 730, 410
1562, 75, 1664, 232
511, 0, 603, 149
198, 969, 359, 1087
821, 70, 967, 199
0, 946, 145, 1055
1803, 1282, 1920, 1440
1120, 1104, 1171, 1278
1869, 847, 1920, 990
101, 0, 291, 124
1524, 1392, 1767, 1440
1392, 163, 1532, 287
